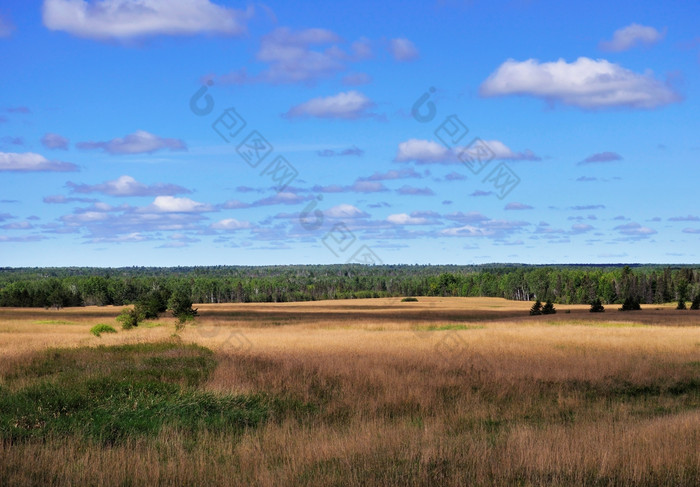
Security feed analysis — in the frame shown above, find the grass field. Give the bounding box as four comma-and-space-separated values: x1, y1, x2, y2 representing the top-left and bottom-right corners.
1, 297, 698, 486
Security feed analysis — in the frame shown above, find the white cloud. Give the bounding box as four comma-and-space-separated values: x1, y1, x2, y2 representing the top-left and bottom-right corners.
600, 24, 665, 52
480, 57, 680, 109
68, 175, 190, 196
148, 196, 211, 213
0, 151, 78, 172
394, 138, 539, 164
42, 0, 251, 41
285, 91, 376, 119
387, 213, 429, 225
325, 204, 368, 219
211, 218, 251, 230
77, 130, 186, 154
388, 38, 418, 61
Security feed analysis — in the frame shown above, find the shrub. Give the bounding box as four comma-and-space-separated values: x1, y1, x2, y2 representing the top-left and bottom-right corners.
529, 300, 542, 316
541, 300, 556, 315
169, 287, 198, 325
619, 297, 641, 311
90, 323, 117, 337
590, 299, 605, 313
691, 295, 700, 310
676, 298, 687, 310
116, 307, 142, 330
401, 297, 418, 302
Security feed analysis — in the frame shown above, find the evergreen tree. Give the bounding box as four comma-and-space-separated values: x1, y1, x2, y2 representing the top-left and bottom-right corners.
589, 298, 605, 313
529, 300, 542, 316
619, 297, 641, 311
541, 299, 556, 315
690, 295, 700, 310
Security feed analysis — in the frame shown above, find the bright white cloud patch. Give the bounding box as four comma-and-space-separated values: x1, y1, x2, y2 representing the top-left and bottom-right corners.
42, 0, 251, 41
0, 152, 78, 172
77, 130, 186, 154
148, 196, 211, 213
285, 91, 375, 119
68, 175, 191, 197
387, 213, 429, 225
480, 57, 680, 109
388, 38, 418, 61
599, 24, 665, 52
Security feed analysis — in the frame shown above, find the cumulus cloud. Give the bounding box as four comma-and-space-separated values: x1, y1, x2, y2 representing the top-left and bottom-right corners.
77, 130, 186, 154
146, 196, 212, 213
578, 151, 622, 164
388, 38, 419, 61
285, 91, 376, 119
42, 0, 251, 41
394, 138, 539, 164
387, 212, 433, 225
480, 57, 680, 109
0, 152, 78, 172
67, 175, 191, 197
41, 132, 70, 150
599, 24, 665, 52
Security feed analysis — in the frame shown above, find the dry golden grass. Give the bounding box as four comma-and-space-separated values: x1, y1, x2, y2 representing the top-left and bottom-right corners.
1, 297, 699, 486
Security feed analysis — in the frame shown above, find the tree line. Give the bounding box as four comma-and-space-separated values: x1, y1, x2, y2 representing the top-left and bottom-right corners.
0, 264, 698, 308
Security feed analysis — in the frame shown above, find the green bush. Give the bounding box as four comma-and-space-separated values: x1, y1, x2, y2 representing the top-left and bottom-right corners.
691, 295, 700, 310
116, 307, 142, 330
90, 323, 116, 337
401, 297, 418, 302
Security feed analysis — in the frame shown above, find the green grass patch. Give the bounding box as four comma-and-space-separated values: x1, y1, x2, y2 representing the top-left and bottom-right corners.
33, 320, 75, 325
90, 323, 116, 337
0, 341, 309, 445
415, 324, 484, 331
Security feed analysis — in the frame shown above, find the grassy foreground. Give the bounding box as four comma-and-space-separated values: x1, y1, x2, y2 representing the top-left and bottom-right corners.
0, 297, 698, 486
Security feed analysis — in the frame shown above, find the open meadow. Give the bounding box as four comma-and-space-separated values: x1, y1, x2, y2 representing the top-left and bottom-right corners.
1, 297, 698, 486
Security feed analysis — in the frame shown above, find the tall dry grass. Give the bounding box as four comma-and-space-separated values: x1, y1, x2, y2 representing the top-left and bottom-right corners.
1, 297, 698, 486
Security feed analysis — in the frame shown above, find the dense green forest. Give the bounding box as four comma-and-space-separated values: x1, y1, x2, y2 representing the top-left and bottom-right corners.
1, 264, 699, 309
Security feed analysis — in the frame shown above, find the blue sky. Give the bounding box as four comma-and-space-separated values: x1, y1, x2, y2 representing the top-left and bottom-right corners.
1, 0, 699, 266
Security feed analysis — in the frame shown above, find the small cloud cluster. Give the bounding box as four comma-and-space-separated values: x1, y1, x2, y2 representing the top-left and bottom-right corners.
599, 23, 665, 52
77, 130, 186, 155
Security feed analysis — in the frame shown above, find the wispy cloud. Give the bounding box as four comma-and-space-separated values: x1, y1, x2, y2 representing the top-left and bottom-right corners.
77, 130, 186, 155
388, 38, 419, 61
599, 24, 665, 52
67, 175, 191, 197
285, 91, 377, 119
41, 132, 70, 150
578, 151, 622, 164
